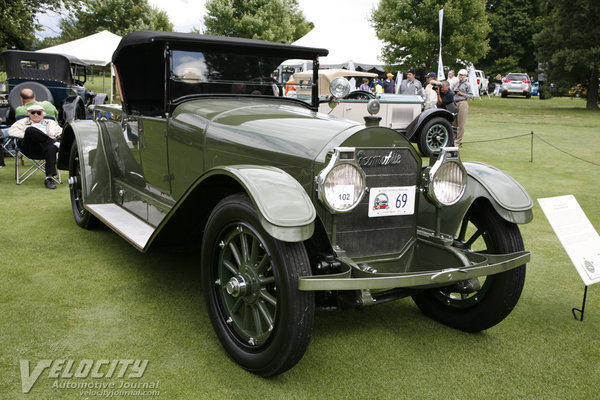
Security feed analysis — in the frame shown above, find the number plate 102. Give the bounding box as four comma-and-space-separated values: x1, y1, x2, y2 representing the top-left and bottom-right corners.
368, 186, 416, 217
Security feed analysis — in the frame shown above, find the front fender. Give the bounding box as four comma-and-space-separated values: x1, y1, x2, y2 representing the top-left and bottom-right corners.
184, 166, 316, 243
405, 108, 454, 141
222, 165, 316, 242
417, 161, 533, 235
62, 95, 84, 122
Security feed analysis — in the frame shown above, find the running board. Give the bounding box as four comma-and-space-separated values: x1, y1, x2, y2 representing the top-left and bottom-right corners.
86, 204, 155, 251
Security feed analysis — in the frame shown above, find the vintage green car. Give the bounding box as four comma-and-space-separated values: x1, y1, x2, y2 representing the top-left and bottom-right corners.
58, 31, 532, 377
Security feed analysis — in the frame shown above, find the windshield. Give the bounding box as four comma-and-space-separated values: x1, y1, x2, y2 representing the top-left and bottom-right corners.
170, 50, 315, 105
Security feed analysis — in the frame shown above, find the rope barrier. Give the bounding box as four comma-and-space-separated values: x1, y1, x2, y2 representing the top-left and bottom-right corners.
461, 131, 599, 167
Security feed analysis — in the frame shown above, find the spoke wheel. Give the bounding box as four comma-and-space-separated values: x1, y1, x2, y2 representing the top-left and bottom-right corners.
217, 224, 278, 347
417, 117, 454, 157
412, 205, 526, 332
202, 194, 314, 377
68, 141, 97, 229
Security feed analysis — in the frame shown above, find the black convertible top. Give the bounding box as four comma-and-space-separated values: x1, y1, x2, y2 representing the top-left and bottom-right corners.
1, 50, 87, 83
112, 31, 327, 116
113, 31, 328, 62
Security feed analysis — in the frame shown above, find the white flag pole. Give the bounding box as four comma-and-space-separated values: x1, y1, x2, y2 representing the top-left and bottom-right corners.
437, 9, 445, 81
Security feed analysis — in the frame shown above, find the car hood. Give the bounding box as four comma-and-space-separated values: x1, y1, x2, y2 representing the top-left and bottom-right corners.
172, 98, 365, 167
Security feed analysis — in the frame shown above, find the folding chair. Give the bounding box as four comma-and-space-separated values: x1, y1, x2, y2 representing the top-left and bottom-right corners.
13, 137, 61, 185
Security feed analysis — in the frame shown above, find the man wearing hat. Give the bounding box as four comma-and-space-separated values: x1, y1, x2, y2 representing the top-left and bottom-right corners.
8, 104, 62, 189
382, 73, 396, 94
398, 68, 423, 96
453, 69, 474, 146
423, 72, 441, 109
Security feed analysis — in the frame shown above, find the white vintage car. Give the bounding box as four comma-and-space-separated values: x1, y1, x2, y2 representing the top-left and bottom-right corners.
294, 69, 455, 157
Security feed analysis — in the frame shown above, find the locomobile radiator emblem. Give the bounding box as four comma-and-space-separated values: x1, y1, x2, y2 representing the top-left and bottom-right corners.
357, 150, 403, 167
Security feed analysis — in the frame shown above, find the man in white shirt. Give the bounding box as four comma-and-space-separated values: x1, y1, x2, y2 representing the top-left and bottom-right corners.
8, 104, 62, 189
423, 72, 441, 109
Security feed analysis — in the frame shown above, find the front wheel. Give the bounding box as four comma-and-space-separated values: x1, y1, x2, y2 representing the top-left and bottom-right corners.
412, 205, 526, 332
202, 194, 314, 377
68, 141, 98, 229
417, 117, 454, 157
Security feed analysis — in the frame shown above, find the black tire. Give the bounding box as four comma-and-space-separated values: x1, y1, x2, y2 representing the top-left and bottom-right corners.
525, 93, 531, 99
417, 117, 454, 158
501, 91, 508, 98
202, 194, 314, 377
412, 205, 526, 332
69, 141, 98, 229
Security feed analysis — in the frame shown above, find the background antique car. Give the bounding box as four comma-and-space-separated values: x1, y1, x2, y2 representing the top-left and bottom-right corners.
58, 31, 532, 377
0, 50, 106, 125
293, 69, 455, 157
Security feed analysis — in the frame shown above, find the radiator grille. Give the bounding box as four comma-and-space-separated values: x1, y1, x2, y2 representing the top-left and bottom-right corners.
330, 148, 420, 258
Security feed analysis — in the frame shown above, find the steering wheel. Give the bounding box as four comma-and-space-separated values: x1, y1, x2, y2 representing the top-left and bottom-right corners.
345, 90, 375, 100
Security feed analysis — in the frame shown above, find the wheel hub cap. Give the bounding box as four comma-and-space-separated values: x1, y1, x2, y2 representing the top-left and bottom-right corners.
225, 276, 247, 297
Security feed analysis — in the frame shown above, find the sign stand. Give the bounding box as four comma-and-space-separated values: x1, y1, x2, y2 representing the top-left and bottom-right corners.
539, 195, 600, 323
572, 285, 589, 321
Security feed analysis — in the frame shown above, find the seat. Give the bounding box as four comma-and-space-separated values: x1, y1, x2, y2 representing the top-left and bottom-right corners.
13, 138, 61, 185
4, 135, 60, 185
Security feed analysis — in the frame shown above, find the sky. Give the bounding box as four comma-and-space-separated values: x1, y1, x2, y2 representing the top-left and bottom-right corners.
36, 0, 381, 40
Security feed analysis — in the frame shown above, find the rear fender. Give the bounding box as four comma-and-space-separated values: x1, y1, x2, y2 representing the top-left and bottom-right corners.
417, 161, 533, 235
405, 108, 454, 141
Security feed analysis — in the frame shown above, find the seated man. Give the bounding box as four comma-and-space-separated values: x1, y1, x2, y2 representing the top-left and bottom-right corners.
8, 104, 62, 189
14, 88, 58, 120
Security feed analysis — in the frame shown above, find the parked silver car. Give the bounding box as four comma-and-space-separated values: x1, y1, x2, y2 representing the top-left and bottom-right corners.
501, 73, 532, 98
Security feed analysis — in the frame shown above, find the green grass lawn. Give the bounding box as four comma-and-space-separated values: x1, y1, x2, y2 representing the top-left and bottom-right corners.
1, 96, 599, 399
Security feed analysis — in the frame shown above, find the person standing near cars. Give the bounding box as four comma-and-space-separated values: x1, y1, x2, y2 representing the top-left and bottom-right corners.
382, 73, 395, 93
493, 74, 503, 96
398, 68, 423, 96
436, 81, 456, 111
423, 72, 440, 109
453, 69, 473, 146
359, 78, 370, 92
448, 70, 459, 90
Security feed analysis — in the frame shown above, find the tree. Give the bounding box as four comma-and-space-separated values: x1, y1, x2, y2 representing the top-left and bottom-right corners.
0, 0, 82, 51
371, 0, 491, 72
203, 0, 313, 44
58, 0, 173, 41
478, 0, 541, 76
534, 0, 599, 110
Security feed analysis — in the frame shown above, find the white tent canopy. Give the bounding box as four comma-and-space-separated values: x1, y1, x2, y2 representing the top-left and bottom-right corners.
37, 30, 121, 66
37, 30, 122, 101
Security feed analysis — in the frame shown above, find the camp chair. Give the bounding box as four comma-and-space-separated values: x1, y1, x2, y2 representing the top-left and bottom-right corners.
12, 137, 61, 185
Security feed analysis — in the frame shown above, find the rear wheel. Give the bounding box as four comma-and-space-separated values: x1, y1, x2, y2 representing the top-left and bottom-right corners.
412, 205, 526, 332
202, 194, 314, 376
68, 141, 98, 229
417, 117, 454, 157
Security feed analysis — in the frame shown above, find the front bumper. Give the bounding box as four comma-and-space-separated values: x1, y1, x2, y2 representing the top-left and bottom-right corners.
299, 232, 530, 291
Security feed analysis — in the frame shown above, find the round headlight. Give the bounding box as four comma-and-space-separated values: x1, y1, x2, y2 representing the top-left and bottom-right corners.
330, 77, 351, 99
429, 161, 466, 206
321, 163, 365, 212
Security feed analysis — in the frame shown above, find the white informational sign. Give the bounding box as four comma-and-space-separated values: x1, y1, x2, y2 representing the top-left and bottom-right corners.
368, 186, 415, 217
538, 195, 600, 286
